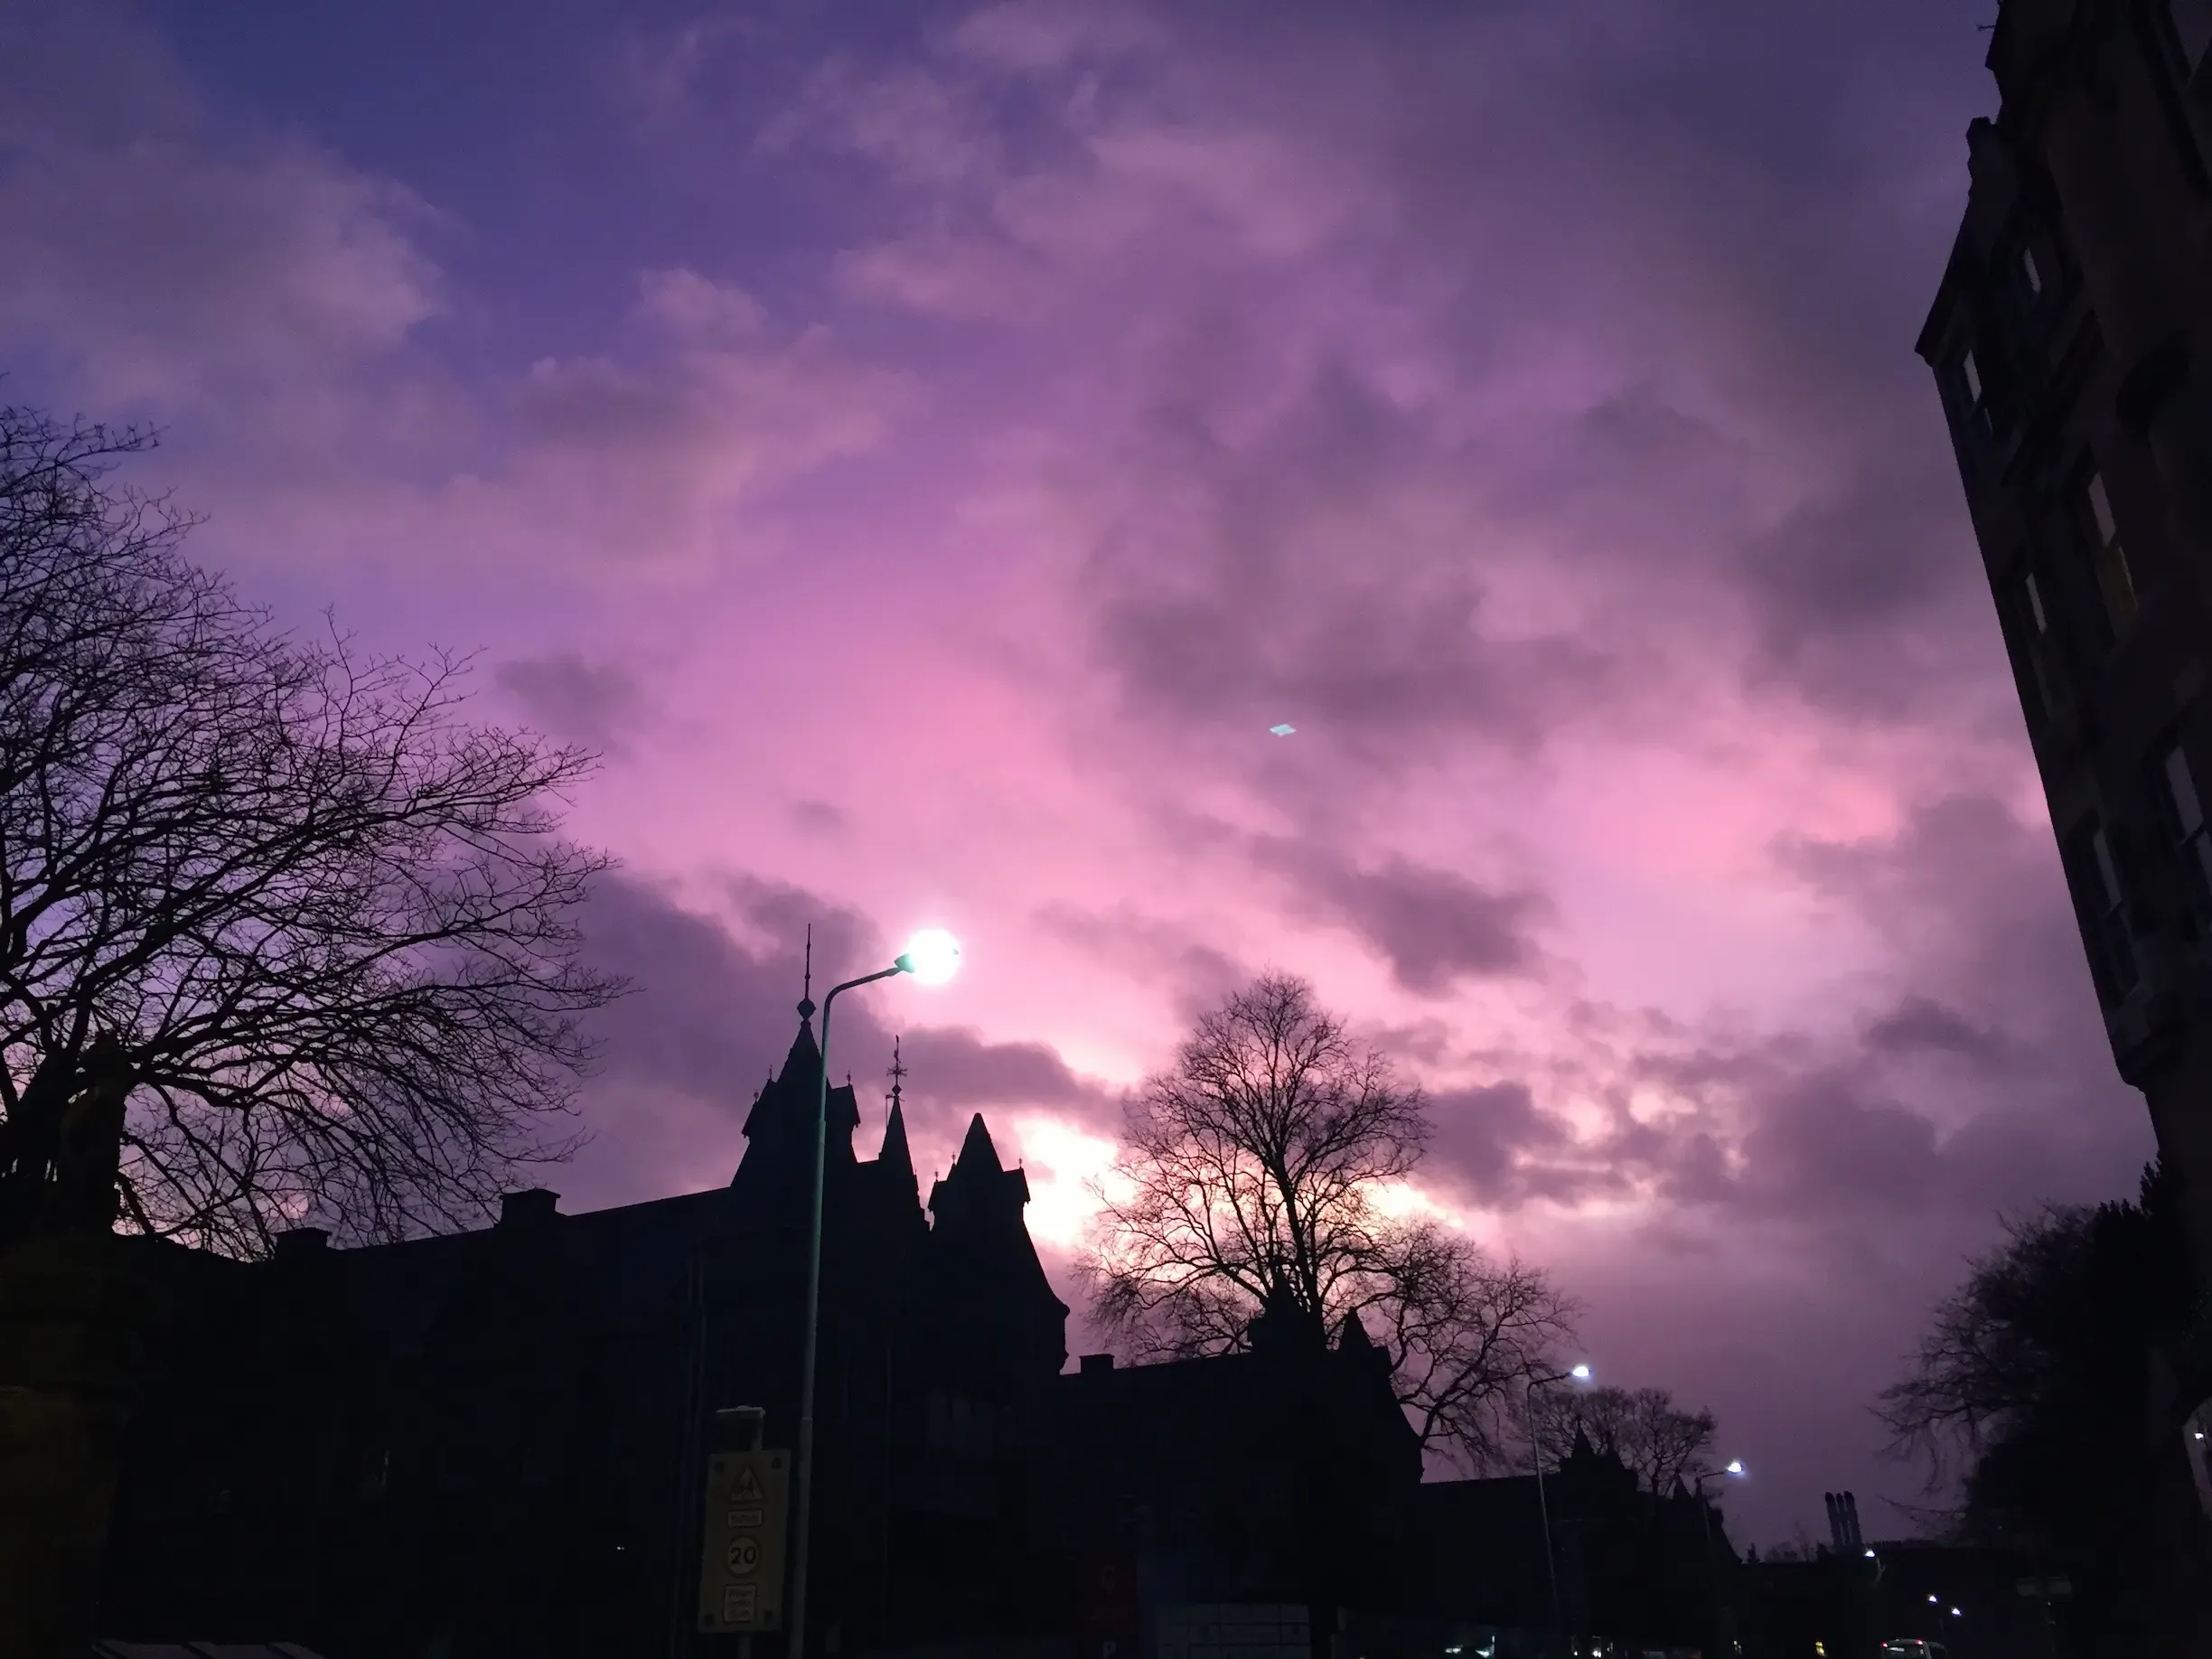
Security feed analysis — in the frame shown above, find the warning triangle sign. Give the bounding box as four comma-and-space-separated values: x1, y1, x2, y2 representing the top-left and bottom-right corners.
730, 1464, 765, 1504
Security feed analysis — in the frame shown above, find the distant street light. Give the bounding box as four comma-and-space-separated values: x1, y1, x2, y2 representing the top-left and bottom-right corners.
789, 930, 961, 1659
1724, 1459, 1744, 1476
1527, 1363, 1593, 1642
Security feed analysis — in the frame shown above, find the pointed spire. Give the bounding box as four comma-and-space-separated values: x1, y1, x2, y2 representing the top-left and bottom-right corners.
798, 924, 815, 1024
878, 1083, 915, 1181
886, 1035, 905, 1119
954, 1112, 1002, 1174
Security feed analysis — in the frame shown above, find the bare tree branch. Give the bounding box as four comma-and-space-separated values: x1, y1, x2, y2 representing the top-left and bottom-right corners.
1080, 972, 1578, 1470
0, 399, 624, 1254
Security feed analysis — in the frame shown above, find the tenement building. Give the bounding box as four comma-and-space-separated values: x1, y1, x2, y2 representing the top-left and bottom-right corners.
1914, 0, 2212, 1570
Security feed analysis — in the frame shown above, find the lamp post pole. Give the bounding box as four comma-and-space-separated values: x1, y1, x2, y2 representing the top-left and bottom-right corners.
786, 931, 958, 1659
789, 961, 904, 1659
1525, 1368, 1583, 1652
1692, 1461, 1744, 1654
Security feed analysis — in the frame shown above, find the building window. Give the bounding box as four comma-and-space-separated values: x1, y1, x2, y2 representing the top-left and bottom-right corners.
2160, 744, 2212, 914
1961, 351, 1982, 405
2004, 570, 2060, 727
2022, 247, 2043, 295
2085, 471, 2139, 631
2063, 818, 2139, 1002
2175, 0, 2212, 78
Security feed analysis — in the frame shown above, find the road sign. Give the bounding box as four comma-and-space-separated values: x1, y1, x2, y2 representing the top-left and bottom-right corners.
699, 1448, 790, 1634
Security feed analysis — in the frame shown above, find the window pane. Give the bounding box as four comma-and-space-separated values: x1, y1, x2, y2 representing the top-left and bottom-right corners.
2176, 0, 2212, 72
2169, 747, 2207, 837
2093, 828, 2125, 909
2088, 473, 2118, 545
1962, 351, 1983, 402
2023, 248, 2042, 294
2100, 539, 2139, 628
2024, 572, 2048, 633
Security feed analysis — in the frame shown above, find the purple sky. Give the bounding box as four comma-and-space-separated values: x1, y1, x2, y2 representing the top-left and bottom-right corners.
0, 0, 2155, 1549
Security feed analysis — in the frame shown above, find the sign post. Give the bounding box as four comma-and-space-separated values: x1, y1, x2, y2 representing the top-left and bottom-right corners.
1077, 1552, 1140, 1659
699, 1448, 791, 1638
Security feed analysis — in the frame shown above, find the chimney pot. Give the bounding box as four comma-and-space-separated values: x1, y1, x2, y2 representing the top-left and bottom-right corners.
274, 1227, 330, 1259
1079, 1353, 1115, 1374
500, 1188, 560, 1228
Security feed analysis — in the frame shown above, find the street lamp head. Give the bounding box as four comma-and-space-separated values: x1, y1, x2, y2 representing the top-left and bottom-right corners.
1724, 1459, 1744, 1476
1569, 1364, 1592, 1382
897, 929, 961, 985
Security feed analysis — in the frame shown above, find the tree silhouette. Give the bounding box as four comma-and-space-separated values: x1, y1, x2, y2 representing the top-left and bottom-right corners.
1876, 1159, 2200, 1643
1083, 971, 1576, 1469
0, 401, 622, 1254
1532, 1383, 1719, 1492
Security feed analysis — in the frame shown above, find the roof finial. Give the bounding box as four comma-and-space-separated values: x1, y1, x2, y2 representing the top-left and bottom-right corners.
887, 1035, 906, 1118
798, 924, 816, 1023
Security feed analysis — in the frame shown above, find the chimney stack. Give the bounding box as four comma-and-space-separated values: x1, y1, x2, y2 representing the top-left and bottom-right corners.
499, 1188, 560, 1228
273, 1227, 329, 1261
1823, 1490, 1864, 1553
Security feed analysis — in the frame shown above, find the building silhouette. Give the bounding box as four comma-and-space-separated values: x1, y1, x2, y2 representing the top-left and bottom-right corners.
1913, 0, 2212, 1513
95, 1003, 1071, 1656
90, 1000, 1423, 1658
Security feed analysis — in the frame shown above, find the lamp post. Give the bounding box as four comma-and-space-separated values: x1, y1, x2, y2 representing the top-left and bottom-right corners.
1692, 1459, 1745, 1653
1526, 1362, 1591, 1652
787, 928, 961, 1659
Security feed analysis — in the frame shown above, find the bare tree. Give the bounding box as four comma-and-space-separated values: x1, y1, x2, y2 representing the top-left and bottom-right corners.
0, 401, 623, 1255
1872, 1164, 2197, 1629
1532, 1382, 1720, 1493
1083, 972, 1577, 1470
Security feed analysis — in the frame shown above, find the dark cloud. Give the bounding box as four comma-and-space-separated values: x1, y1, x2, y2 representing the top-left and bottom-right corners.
495, 652, 651, 756
1427, 1081, 1576, 1204
1031, 904, 1249, 1025
1252, 835, 1551, 995
1862, 995, 2010, 1064
1078, 362, 1622, 774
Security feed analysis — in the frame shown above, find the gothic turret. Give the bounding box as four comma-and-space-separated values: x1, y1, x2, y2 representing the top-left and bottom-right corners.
730, 997, 859, 1210
926, 1113, 1069, 1380
858, 1035, 924, 1232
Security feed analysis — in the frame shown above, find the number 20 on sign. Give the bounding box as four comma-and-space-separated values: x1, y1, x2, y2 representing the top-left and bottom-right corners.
699, 1449, 791, 1634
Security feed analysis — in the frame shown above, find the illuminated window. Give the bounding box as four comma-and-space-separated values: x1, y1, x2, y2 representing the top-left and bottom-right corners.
2086, 472, 2138, 629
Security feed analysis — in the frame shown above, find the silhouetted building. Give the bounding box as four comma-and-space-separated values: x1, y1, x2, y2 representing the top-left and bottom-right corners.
96, 1002, 1070, 1658
1741, 1538, 2051, 1659
1404, 1430, 1743, 1654
1036, 1300, 1422, 1644
1913, 0, 2212, 1545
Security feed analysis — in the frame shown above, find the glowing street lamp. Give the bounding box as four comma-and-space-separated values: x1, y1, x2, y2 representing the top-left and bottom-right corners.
789, 929, 961, 1659
1527, 1362, 1594, 1641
